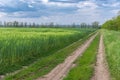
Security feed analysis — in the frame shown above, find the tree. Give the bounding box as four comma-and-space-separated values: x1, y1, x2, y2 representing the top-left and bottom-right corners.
92, 21, 99, 28
4, 21, 7, 27
72, 23, 76, 28
24, 22, 27, 27
32, 22, 36, 27
102, 17, 119, 30
115, 16, 120, 30
80, 23, 87, 28
0, 21, 2, 27
49, 22, 54, 27
13, 21, 19, 27
20, 22, 24, 27
117, 11, 120, 16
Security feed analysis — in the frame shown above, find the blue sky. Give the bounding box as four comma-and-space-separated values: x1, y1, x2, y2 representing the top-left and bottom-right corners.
0, 0, 120, 24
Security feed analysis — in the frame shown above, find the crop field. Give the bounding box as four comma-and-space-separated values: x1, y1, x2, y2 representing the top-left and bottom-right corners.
0, 28, 95, 76
102, 30, 120, 80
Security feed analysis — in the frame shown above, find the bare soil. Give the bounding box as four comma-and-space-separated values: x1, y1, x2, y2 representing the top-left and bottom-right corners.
37, 33, 97, 80
91, 35, 110, 80
0, 75, 4, 80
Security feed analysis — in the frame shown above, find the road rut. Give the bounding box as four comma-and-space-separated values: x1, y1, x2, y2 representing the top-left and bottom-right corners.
37, 33, 98, 80
91, 35, 110, 80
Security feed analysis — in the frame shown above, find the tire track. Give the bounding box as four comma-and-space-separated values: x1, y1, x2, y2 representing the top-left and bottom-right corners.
91, 35, 110, 80
37, 33, 98, 80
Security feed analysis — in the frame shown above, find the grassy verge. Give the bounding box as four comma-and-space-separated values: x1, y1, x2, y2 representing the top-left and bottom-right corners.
102, 29, 120, 80
4, 31, 97, 80
64, 33, 100, 80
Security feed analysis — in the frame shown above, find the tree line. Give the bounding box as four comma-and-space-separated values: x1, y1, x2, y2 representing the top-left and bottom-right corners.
102, 12, 120, 31
0, 21, 100, 28
0, 21, 39, 28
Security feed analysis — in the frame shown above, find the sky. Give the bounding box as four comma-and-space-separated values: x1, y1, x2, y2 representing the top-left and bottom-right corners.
0, 0, 120, 25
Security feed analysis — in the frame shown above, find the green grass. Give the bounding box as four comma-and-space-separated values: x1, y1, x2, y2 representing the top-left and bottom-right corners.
101, 29, 120, 80
0, 28, 95, 75
4, 29, 96, 80
64, 33, 100, 80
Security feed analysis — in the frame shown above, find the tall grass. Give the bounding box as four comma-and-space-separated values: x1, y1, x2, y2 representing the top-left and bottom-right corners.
0, 28, 95, 75
102, 29, 120, 80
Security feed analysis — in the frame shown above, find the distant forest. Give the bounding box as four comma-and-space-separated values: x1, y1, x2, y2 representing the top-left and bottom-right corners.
102, 14, 120, 31
0, 21, 100, 28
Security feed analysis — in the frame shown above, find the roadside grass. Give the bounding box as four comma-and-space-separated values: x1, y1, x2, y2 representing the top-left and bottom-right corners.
4, 31, 96, 80
64, 33, 100, 80
102, 29, 120, 80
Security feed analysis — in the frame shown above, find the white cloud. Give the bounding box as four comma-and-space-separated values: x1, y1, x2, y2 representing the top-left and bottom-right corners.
40, 0, 76, 7
0, 12, 103, 25
37, 12, 103, 24
40, 0, 98, 9
111, 9, 120, 14
19, 0, 26, 2
0, 0, 17, 7
102, 2, 120, 7
41, 0, 49, 4
77, 1, 98, 9
111, 2, 120, 7
28, 4, 34, 8
47, 2, 76, 7
0, 12, 6, 17
0, 2, 5, 6
59, 0, 70, 1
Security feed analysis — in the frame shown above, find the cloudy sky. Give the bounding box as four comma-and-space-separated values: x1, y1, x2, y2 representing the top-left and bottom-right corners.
0, 0, 120, 24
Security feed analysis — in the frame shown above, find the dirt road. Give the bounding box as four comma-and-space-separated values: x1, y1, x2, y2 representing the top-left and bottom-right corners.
37, 33, 98, 80
0, 75, 4, 80
91, 35, 110, 80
